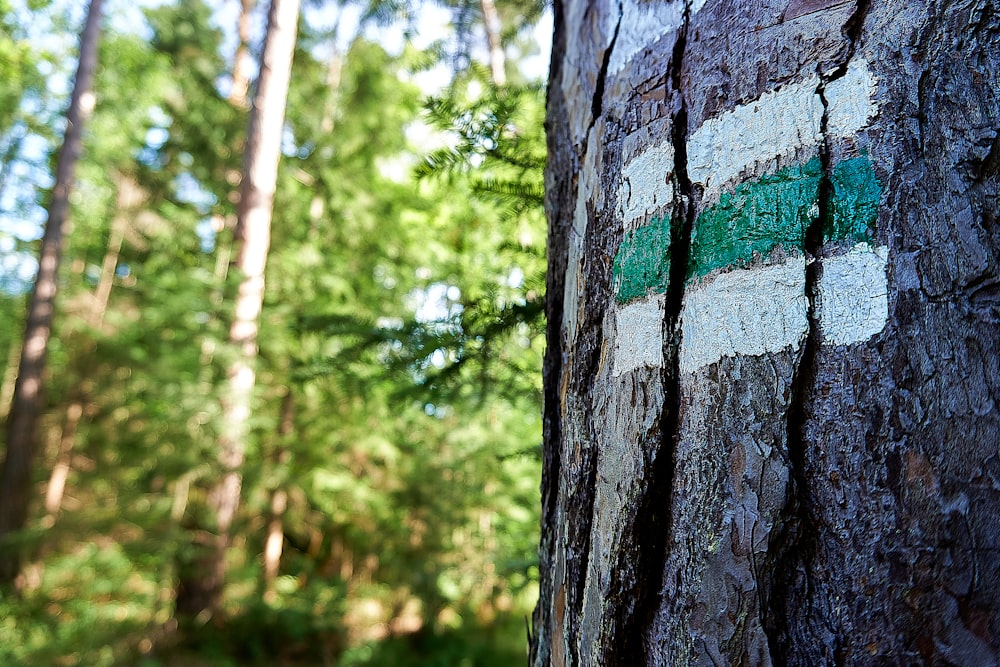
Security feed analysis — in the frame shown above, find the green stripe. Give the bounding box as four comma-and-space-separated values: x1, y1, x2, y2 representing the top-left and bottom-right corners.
687, 158, 822, 280
612, 155, 879, 303
826, 155, 880, 243
612, 216, 671, 303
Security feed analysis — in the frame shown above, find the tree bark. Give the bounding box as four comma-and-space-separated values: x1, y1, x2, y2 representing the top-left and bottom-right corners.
533, 1, 1000, 665
174, 0, 300, 620
0, 0, 103, 585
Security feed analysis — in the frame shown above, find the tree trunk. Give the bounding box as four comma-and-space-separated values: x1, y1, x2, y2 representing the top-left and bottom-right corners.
262, 487, 288, 600
41, 175, 132, 526
480, 0, 506, 86
262, 387, 293, 602
0, 0, 103, 585
174, 0, 300, 620
532, 1, 1000, 665
230, 0, 256, 108
0, 337, 21, 421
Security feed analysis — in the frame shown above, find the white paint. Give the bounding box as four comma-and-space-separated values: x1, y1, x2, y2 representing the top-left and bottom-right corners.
825, 60, 879, 138
677, 244, 889, 372
817, 244, 889, 345
612, 294, 665, 376
608, 0, 686, 75
686, 59, 878, 201
617, 140, 674, 230
687, 76, 824, 201
679, 259, 808, 374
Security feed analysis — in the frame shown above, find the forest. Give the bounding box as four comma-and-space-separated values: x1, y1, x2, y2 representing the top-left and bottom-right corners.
0, 0, 549, 664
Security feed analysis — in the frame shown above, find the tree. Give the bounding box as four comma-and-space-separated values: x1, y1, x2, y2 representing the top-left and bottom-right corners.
173, 0, 302, 620
0, 0, 104, 585
0, 0, 548, 661
532, 1, 1000, 665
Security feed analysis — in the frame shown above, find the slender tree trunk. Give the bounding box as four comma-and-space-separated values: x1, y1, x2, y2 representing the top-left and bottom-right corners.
479, 0, 506, 86
262, 488, 288, 599
262, 387, 293, 602
201, 0, 256, 356
0, 0, 103, 585
41, 175, 132, 526
88, 177, 132, 329
174, 0, 300, 620
209, 0, 256, 285
230, 0, 255, 108
0, 338, 21, 421
42, 400, 82, 523
533, 1, 1000, 665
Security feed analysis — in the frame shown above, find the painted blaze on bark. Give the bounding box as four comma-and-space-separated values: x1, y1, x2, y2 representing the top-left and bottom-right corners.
535, 1, 1000, 665
613, 154, 880, 304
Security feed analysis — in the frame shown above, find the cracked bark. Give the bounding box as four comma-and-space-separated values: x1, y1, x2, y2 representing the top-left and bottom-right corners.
534, 1, 1000, 664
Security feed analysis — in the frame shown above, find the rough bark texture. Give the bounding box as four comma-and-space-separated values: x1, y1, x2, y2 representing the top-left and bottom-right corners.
532, 1, 1000, 665
0, 0, 103, 585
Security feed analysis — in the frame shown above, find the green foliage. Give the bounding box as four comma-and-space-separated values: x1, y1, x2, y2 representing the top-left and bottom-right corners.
0, 0, 548, 664
0, 542, 163, 667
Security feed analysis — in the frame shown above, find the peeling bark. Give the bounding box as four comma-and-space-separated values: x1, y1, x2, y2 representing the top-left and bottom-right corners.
534, 1, 1000, 664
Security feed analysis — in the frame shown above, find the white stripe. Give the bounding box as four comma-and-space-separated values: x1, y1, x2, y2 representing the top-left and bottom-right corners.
687, 76, 823, 201
617, 140, 674, 230
686, 59, 877, 201
825, 60, 879, 137
608, 1, 686, 75
677, 244, 889, 372
612, 295, 665, 376
818, 245, 889, 345
679, 259, 808, 374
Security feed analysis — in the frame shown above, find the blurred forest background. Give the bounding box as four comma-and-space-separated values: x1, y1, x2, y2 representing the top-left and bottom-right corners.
0, 0, 549, 664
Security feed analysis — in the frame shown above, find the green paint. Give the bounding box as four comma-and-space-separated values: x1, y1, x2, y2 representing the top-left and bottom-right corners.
611, 154, 881, 302
687, 158, 823, 280
612, 217, 671, 303
826, 155, 880, 243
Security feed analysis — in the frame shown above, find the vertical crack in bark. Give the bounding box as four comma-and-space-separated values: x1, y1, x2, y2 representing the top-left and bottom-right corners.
606, 1, 694, 663
660, 0, 695, 567
539, 0, 568, 565
763, 1, 871, 661
566, 5, 622, 665
531, 2, 567, 663
590, 3, 623, 129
